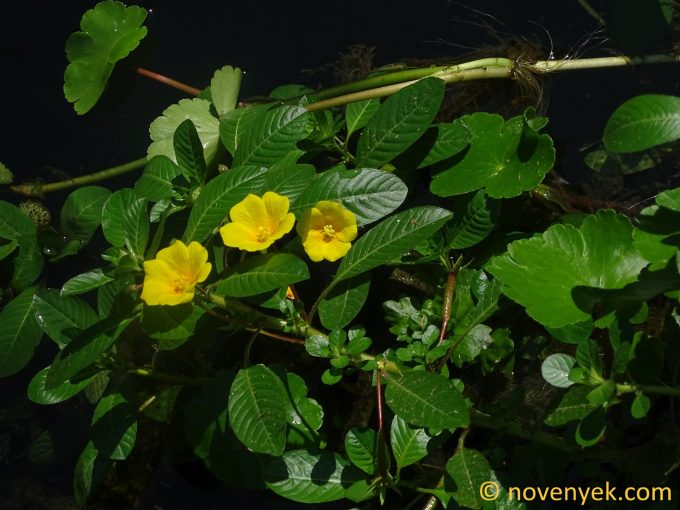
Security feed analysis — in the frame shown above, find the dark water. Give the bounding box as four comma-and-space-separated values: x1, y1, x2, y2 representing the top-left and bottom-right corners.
1, 1, 679, 509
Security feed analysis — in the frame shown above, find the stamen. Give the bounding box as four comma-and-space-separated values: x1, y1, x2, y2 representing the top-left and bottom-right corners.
322, 224, 335, 242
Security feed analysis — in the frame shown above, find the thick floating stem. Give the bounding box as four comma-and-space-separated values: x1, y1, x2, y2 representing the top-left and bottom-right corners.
10, 157, 147, 197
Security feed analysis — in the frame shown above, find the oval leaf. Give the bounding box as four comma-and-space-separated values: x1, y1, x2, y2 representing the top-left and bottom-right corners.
228, 364, 287, 456
134, 155, 181, 201
541, 353, 577, 388
293, 168, 408, 226
390, 415, 431, 469
335, 206, 452, 283
182, 165, 268, 243
345, 428, 378, 475
60, 186, 111, 240
33, 289, 98, 348
385, 371, 469, 430
91, 392, 137, 460
0, 287, 42, 377
215, 253, 309, 297
319, 273, 370, 330
101, 188, 149, 258
61, 269, 114, 296
356, 77, 445, 168
604, 94, 680, 153
445, 448, 492, 510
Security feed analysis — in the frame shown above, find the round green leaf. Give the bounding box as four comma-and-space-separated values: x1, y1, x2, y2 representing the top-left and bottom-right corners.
390, 415, 431, 469
384, 371, 469, 430
210, 65, 242, 116
91, 392, 137, 460
182, 165, 268, 243
486, 210, 648, 328
233, 105, 310, 167
430, 112, 555, 198
335, 206, 452, 283
604, 94, 680, 153
64, 0, 147, 114
345, 428, 378, 475
214, 253, 309, 297
28, 366, 97, 404
148, 98, 220, 166
541, 353, 577, 388
228, 364, 287, 456
263, 449, 363, 503
293, 168, 408, 226
318, 273, 370, 330
631, 392, 651, 418
0, 287, 42, 377
60, 186, 111, 240
575, 407, 607, 447
356, 77, 445, 168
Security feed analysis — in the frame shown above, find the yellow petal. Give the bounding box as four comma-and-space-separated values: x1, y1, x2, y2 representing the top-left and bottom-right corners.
271, 212, 296, 241
220, 223, 269, 251
143, 258, 177, 282
156, 240, 189, 274
322, 239, 352, 262
186, 241, 211, 282
262, 192, 290, 225
302, 230, 326, 262
229, 194, 268, 230
336, 222, 358, 243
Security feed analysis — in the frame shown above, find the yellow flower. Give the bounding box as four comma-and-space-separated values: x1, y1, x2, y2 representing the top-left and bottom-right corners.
219, 192, 295, 252
297, 201, 357, 262
141, 240, 212, 306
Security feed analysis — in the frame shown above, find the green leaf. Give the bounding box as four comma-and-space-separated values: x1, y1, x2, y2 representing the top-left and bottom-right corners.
215, 253, 309, 297
447, 190, 501, 249
293, 167, 408, 226
385, 371, 469, 430
281, 371, 324, 448
631, 392, 651, 418
91, 392, 137, 460
0, 200, 35, 240
73, 441, 112, 507
0, 287, 42, 377
486, 210, 648, 328
61, 269, 114, 296
46, 317, 132, 388
0, 161, 13, 185
356, 77, 445, 167
140, 303, 206, 346
10, 235, 44, 291
541, 353, 577, 388
305, 335, 331, 358
29, 411, 89, 465
0, 239, 18, 262
604, 94, 680, 153
345, 98, 381, 137
233, 105, 310, 167
545, 386, 598, 426
173, 119, 208, 185
228, 364, 288, 456
345, 428, 378, 475
134, 155, 181, 201
28, 366, 97, 404
182, 165, 268, 242
395, 122, 470, 169
210, 65, 242, 116
546, 320, 593, 345
219, 104, 271, 156
336, 206, 452, 283
270, 84, 314, 100
575, 407, 606, 447
319, 273, 370, 330
430, 112, 555, 198
148, 98, 220, 166
264, 163, 316, 206
445, 448, 492, 510
263, 449, 363, 503
586, 380, 616, 406
390, 415, 431, 469
33, 289, 98, 348
101, 188, 148, 259
64, 0, 147, 114
60, 186, 111, 240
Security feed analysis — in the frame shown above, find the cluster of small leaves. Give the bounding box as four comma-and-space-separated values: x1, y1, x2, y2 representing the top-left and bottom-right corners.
2, 2, 680, 509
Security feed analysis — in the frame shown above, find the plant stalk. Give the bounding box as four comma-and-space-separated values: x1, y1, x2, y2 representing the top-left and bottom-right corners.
135, 67, 201, 96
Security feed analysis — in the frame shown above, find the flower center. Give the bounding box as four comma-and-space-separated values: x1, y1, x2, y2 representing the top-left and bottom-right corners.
256, 225, 273, 242
173, 275, 190, 294
322, 224, 336, 242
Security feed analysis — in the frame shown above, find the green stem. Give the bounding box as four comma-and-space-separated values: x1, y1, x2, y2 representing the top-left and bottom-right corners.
128, 367, 209, 386
576, 0, 607, 26
10, 157, 147, 198
617, 383, 680, 398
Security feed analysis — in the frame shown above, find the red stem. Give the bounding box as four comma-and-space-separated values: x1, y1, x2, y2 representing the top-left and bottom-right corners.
438, 270, 457, 345
376, 369, 387, 481
135, 67, 201, 96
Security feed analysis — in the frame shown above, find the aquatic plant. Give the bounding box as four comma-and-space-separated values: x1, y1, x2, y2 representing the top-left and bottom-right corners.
2, 1, 680, 508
